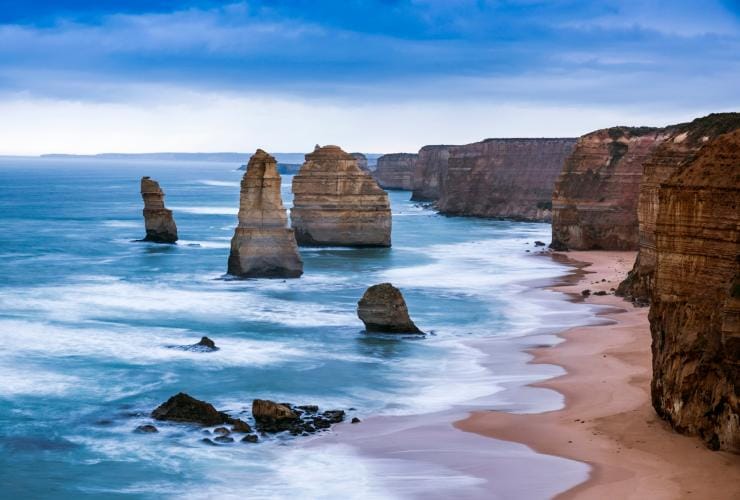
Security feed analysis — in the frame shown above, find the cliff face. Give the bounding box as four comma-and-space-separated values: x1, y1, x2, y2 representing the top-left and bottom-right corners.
438, 138, 576, 221
291, 145, 392, 247
140, 177, 178, 243
618, 113, 740, 301
551, 127, 670, 250
374, 153, 418, 190
227, 149, 303, 278
410, 145, 451, 201
350, 153, 370, 172
649, 129, 740, 452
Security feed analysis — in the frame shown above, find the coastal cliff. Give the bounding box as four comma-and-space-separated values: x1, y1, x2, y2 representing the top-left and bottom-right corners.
410, 145, 451, 201
438, 138, 576, 221
140, 177, 178, 243
618, 113, 740, 302
649, 129, 740, 452
227, 149, 303, 278
375, 153, 418, 190
291, 145, 392, 247
551, 128, 671, 250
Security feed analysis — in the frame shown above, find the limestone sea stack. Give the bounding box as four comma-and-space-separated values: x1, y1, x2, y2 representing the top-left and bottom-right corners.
550, 127, 671, 250
374, 153, 418, 190
357, 283, 422, 333
618, 113, 740, 302
410, 145, 451, 201
140, 177, 178, 243
227, 149, 303, 278
291, 145, 391, 247
649, 129, 740, 452
438, 138, 576, 221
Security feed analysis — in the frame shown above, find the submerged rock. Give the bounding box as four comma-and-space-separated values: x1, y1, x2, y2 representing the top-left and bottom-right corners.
357, 283, 423, 334
228, 149, 303, 278
134, 424, 158, 433
140, 177, 178, 243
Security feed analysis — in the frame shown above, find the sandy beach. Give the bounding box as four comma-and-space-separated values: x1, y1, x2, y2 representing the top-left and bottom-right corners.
456, 250, 740, 499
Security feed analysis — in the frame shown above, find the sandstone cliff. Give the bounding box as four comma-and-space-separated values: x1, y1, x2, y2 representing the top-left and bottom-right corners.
551, 128, 671, 250
375, 153, 418, 190
618, 113, 740, 301
227, 149, 303, 278
438, 138, 576, 221
649, 129, 740, 452
291, 145, 392, 247
351, 153, 370, 172
140, 177, 178, 243
410, 145, 451, 201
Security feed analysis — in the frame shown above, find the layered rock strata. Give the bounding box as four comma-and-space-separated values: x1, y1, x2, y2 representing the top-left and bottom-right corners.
291, 145, 391, 247
410, 145, 451, 201
649, 129, 740, 452
351, 153, 370, 172
439, 138, 576, 221
357, 283, 422, 333
374, 153, 418, 190
618, 113, 740, 301
227, 149, 303, 278
140, 177, 178, 243
551, 128, 672, 250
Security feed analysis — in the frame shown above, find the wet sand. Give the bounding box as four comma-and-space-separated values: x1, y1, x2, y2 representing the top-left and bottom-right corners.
456, 250, 740, 499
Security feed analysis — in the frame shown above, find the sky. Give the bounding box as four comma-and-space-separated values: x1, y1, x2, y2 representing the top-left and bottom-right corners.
0, 0, 738, 155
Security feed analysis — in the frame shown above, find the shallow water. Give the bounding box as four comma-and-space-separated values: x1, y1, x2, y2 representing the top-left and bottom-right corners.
0, 157, 591, 498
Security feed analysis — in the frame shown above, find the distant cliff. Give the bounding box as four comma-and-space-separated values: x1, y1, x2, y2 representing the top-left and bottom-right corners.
551, 127, 672, 250
438, 138, 576, 221
649, 128, 740, 452
375, 153, 418, 190
410, 145, 451, 201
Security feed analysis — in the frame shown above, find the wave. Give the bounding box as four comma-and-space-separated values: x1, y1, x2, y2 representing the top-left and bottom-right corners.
197, 180, 240, 187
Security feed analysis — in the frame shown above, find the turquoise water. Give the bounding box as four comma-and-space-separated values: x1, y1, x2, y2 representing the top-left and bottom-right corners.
0, 157, 583, 498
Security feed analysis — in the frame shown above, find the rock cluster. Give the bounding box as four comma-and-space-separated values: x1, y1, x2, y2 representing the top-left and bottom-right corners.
550, 127, 671, 250
291, 145, 392, 247
151, 392, 252, 431
252, 399, 345, 435
648, 128, 740, 452
439, 138, 576, 221
140, 177, 178, 243
357, 283, 422, 333
375, 153, 418, 190
410, 145, 451, 201
227, 149, 303, 278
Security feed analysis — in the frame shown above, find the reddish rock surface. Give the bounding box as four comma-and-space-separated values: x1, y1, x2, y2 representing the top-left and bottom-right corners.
551, 127, 671, 250
410, 145, 451, 201
140, 177, 178, 243
649, 128, 740, 452
374, 153, 418, 190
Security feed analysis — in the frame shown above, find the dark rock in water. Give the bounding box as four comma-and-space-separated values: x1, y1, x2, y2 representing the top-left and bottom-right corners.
231, 419, 252, 433
181, 336, 218, 352
214, 435, 234, 444
296, 405, 319, 413
201, 438, 217, 446
322, 410, 345, 424
241, 434, 259, 443
357, 283, 423, 334
213, 427, 230, 436
151, 393, 231, 426
252, 399, 345, 435
134, 424, 159, 433
581, 289, 591, 297
196, 337, 216, 349
534, 240, 546, 247
351, 417, 361, 424
593, 291, 608, 296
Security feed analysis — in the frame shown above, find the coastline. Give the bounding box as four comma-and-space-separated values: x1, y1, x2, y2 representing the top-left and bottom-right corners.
456, 250, 740, 499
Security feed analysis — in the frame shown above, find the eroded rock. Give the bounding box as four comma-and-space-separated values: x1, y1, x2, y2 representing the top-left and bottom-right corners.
375, 153, 418, 190
140, 177, 178, 243
357, 283, 422, 333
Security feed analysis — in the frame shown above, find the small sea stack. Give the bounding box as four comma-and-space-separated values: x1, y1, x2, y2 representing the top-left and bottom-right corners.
228, 149, 303, 278
140, 177, 178, 243
291, 145, 391, 247
357, 283, 423, 334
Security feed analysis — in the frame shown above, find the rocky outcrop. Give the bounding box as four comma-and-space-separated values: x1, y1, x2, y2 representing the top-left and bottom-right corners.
619, 113, 740, 302
227, 149, 303, 278
357, 283, 422, 333
351, 153, 370, 172
151, 393, 251, 431
410, 145, 451, 201
439, 138, 576, 221
252, 399, 346, 435
140, 177, 178, 243
649, 129, 740, 452
375, 153, 418, 190
291, 145, 391, 247
551, 128, 672, 250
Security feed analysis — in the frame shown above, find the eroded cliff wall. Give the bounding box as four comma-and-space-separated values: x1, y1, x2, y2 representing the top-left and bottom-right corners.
438, 138, 576, 221
551, 127, 671, 250
375, 153, 418, 190
649, 129, 740, 452
410, 145, 451, 201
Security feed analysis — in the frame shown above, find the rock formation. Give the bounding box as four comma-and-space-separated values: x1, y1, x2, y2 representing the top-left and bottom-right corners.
649, 129, 740, 452
410, 145, 451, 201
351, 153, 370, 172
140, 177, 178, 243
290, 145, 391, 247
151, 392, 251, 431
618, 113, 740, 301
227, 149, 303, 278
252, 399, 346, 434
374, 153, 418, 190
357, 283, 422, 333
438, 138, 576, 221
550, 128, 671, 250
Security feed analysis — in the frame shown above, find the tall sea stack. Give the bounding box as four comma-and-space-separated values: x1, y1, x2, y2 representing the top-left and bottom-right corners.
649, 128, 740, 452
227, 149, 303, 278
291, 145, 391, 247
140, 177, 178, 243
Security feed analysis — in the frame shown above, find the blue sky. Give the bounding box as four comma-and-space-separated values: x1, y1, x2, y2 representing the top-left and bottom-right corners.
1, 0, 738, 154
